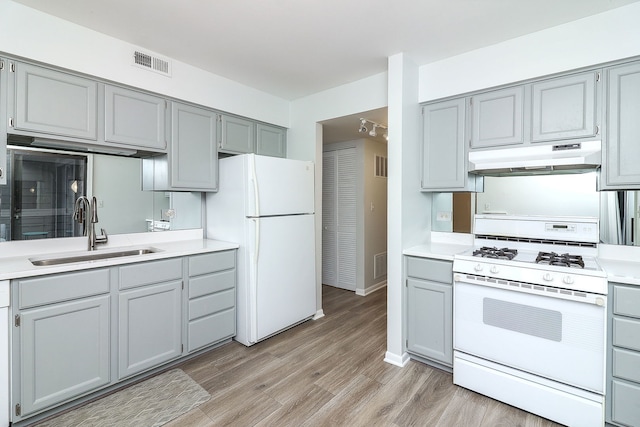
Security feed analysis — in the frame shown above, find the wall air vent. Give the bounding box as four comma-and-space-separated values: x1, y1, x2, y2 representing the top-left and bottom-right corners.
133, 51, 171, 77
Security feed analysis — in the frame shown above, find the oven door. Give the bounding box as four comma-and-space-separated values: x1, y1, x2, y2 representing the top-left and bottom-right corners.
453, 276, 606, 394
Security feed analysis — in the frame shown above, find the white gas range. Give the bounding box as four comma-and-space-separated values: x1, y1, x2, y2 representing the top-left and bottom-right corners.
453, 215, 607, 427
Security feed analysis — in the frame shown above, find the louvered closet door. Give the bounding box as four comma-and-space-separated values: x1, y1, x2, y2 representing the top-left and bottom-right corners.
322, 148, 356, 291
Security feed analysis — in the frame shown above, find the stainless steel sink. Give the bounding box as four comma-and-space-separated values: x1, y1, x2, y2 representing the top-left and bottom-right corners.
29, 248, 161, 266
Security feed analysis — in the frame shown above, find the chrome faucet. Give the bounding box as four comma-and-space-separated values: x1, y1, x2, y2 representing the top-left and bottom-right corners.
74, 196, 108, 251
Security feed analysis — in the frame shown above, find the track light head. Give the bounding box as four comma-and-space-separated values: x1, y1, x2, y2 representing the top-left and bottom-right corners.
369, 125, 377, 137
358, 119, 367, 133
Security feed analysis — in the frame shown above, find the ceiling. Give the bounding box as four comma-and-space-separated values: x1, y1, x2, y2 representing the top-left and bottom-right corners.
10, 0, 639, 144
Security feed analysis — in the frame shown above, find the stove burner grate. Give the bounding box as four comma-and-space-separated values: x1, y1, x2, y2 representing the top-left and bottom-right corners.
473, 246, 518, 260
535, 252, 585, 268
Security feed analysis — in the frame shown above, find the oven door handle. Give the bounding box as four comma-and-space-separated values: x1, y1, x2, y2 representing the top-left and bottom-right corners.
453, 274, 607, 307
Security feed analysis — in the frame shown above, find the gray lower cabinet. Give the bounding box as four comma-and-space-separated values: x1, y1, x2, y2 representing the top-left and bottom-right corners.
11, 269, 111, 421
10, 251, 236, 423
11, 61, 98, 140
256, 123, 287, 158
118, 258, 183, 379
219, 114, 255, 154
602, 61, 640, 189
104, 85, 167, 152
470, 86, 524, 149
607, 282, 640, 427
421, 99, 481, 192
187, 250, 236, 352
405, 256, 453, 368
531, 71, 599, 142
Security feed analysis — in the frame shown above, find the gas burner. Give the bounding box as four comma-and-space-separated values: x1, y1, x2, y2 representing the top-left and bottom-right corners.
535, 252, 585, 269
473, 246, 518, 260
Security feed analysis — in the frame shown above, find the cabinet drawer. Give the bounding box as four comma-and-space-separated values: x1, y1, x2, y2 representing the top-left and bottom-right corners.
613, 347, 640, 383
188, 308, 235, 352
189, 270, 235, 299
406, 257, 452, 284
119, 258, 182, 290
189, 288, 234, 320
17, 269, 110, 309
189, 250, 235, 277
613, 317, 640, 352
611, 379, 640, 427
614, 285, 640, 318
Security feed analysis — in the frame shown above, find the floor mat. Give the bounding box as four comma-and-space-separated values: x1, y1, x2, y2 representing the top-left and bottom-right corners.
36, 369, 210, 427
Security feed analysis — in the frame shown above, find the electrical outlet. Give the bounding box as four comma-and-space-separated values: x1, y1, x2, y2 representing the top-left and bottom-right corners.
436, 211, 452, 221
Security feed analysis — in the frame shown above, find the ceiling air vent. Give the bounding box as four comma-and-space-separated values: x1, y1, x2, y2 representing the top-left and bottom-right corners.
133, 51, 171, 77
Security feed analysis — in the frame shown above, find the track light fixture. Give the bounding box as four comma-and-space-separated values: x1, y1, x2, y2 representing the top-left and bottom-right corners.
358, 118, 388, 140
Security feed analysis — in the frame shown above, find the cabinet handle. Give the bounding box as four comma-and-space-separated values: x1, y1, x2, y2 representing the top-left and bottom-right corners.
595, 125, 600, 135
0, 167, 3, 179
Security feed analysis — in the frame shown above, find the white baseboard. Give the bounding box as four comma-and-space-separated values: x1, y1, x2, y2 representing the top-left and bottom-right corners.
355, 280, 387, 296
313, 309, 325, 320
384, 351, 410, 367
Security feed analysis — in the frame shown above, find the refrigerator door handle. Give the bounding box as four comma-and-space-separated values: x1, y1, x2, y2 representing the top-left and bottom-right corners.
250, 155, 260, 218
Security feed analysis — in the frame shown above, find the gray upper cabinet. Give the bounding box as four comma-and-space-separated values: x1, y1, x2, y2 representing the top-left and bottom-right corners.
602, 61, 640, 189
406, 256, 453, 368
104, 85, 167, 151
144, 101, 218, 192
171, 102, 218, 190
12, 62, 98, 140
0, 58, 7, 185
219, 114, 255, 154
421, 98, 481, 192
256, 123, 287, 158
470, 86, 524, 149
531, 71, 599, 142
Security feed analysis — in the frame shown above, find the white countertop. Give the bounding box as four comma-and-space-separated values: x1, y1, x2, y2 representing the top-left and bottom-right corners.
403, 232, 473, 261
0, 229, 239, 281
597, 244, 640, 286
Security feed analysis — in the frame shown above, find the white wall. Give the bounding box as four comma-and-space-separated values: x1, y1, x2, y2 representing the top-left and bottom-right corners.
363, 139, 388, 292
0, 0, 289, 127
386, 52, 426, 366
289, 73, 388, 317
419, 2, 640, 102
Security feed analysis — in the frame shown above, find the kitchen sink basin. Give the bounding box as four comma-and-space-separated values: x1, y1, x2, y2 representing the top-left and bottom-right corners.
29, 248, 161, 266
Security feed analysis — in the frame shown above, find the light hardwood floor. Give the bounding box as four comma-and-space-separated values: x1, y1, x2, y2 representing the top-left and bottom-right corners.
167, 285, 564, 427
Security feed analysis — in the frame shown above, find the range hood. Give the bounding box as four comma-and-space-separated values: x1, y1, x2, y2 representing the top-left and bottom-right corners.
8, 135, 139, 157
468, 140, 601, 176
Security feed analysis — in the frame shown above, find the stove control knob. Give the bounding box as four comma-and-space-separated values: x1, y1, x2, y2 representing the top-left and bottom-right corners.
563, 275, 574, 285
595, 297, 604, 307
543, 273, 554, 282
490, 266, 499, 274
474, 264, 483, 272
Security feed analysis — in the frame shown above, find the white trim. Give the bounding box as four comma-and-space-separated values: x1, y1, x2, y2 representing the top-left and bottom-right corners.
355, 281, 387, 296
384, 351, 410, 367
312, 309, 325, 320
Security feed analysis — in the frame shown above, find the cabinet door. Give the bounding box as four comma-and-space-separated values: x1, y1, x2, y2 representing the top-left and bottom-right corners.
0, 58, 7, 184
611, 379, 640, 427
104, 85, 167, 151
406, 278, 453, 366
17, 295, 110, 417
13, 62, 97, 139
171, 102, 218, 190
421, 99, 469, 191
604, 62, 640, 188
118, 280, 182, 379
219, 114, 255, 154
531, 72, 598, 142
256, 124, 286, 157
470, 86, 524, 149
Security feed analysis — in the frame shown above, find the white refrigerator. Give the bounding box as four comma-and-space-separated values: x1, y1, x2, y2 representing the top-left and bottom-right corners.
206, 154, 316, 346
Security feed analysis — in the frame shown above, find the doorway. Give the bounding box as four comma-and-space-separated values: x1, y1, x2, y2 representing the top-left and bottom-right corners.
320, 108, 388, 295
